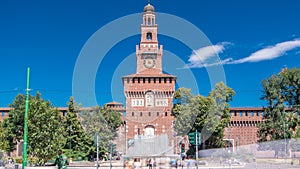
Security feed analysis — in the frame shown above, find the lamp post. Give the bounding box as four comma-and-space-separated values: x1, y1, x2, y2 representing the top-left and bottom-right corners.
283, 120, 288, 165
22, 67, 30, 169
70, 124, 72, 159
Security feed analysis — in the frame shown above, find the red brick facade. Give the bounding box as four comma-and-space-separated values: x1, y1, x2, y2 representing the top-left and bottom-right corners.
122, 4, 176, 143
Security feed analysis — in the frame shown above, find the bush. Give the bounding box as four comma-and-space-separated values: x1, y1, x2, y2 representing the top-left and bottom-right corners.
14, 157, 22, 164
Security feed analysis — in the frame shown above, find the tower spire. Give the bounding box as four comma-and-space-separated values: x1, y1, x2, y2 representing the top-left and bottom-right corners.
148, 0, 150, 4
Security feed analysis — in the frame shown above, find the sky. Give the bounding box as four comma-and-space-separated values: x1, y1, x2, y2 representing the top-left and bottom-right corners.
0, 0, 299, 108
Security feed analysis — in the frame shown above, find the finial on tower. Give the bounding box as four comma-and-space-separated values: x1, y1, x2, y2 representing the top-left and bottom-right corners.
144, 0, 155, 12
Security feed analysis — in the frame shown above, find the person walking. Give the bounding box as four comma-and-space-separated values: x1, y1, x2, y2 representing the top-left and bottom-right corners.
53, 149, 69, 169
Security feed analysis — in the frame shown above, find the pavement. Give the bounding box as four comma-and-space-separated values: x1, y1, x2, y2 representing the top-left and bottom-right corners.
4, 159, 300, 169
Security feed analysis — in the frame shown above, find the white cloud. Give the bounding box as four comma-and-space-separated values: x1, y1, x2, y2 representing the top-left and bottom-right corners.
187, 42, 231, 68
231, 39, 300, 64
185, 39, 300, 69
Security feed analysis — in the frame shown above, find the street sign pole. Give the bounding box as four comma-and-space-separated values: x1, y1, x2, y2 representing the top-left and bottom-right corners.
110, 142, 112, 169
96, 132, 99, 169
195, 130, 199, 169
22, 67, 30, 169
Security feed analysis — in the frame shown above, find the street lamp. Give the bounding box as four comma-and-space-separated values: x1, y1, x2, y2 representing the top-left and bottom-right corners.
70, 124, 72, 159
282, 120, 288, 164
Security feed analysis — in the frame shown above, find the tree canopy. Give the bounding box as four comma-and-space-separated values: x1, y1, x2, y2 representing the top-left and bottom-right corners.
172, 82, 235, 149
63, 97, 94, 159
79, 106, 122, 157
257, 68, 300, 157
1, 92, 67, 165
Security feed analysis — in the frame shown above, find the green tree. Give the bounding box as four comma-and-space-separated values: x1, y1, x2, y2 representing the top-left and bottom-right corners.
79, 106, 122, 157
63, 97, 94, 159
257, 68, 300, 157
204, 82, 235, 148
0, 121, 9, 152
2, 93, 67, 165
173, 82, 235, 149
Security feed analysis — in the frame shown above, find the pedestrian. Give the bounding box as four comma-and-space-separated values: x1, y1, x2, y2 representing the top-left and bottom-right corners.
133, 158, 141, 169
52, 149, 69, 169
147, 159, 153, 169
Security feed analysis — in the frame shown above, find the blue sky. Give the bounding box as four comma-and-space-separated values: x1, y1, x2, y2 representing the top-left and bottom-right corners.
0, 0, 299, 108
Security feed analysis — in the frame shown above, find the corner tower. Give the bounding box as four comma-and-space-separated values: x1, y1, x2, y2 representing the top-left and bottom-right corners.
122, 2, 177, 148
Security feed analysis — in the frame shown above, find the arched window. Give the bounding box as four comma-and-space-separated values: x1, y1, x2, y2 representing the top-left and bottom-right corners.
145, 125, 155, 136
146, 32, 152, 40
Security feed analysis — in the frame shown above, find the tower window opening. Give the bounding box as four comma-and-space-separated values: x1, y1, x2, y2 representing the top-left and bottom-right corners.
152, 18, 154, 25
143, 78, 145, 83
148, 78, 151, 83
146, 32, 152, 40
132, 112, 134, 116
133, 78, 135, 83
169, 78, 172, 83
159, 78, 161, 83
164, 78, 166, 83
256, 111, 260, 116
154, 78, 156, 83
157, 112, 159, 116
148, 112, 151, 116
138, 78, 140, 83
165, 112, 168, 116
140, 112, 143, 116
148, 18, 151, 25
234, 111, 237, 116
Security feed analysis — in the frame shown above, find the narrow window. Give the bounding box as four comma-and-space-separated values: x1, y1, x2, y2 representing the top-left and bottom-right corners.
234, 111, 237, 116
146, 32, 152, 40
148, 112, 151, 116
157, 112, 159, 116
132, 112, 134, 116
140, 112, 143, 116
165, 112, 168, 116
240, 111, 243, 117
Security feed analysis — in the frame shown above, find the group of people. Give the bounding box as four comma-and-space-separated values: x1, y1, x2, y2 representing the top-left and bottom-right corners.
125, 158, 156, 169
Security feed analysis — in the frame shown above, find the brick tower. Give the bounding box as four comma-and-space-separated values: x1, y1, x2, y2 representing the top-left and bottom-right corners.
122, 3, 176, 146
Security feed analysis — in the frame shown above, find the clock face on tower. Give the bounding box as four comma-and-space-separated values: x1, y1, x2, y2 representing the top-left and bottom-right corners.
143, 56, 156, 68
